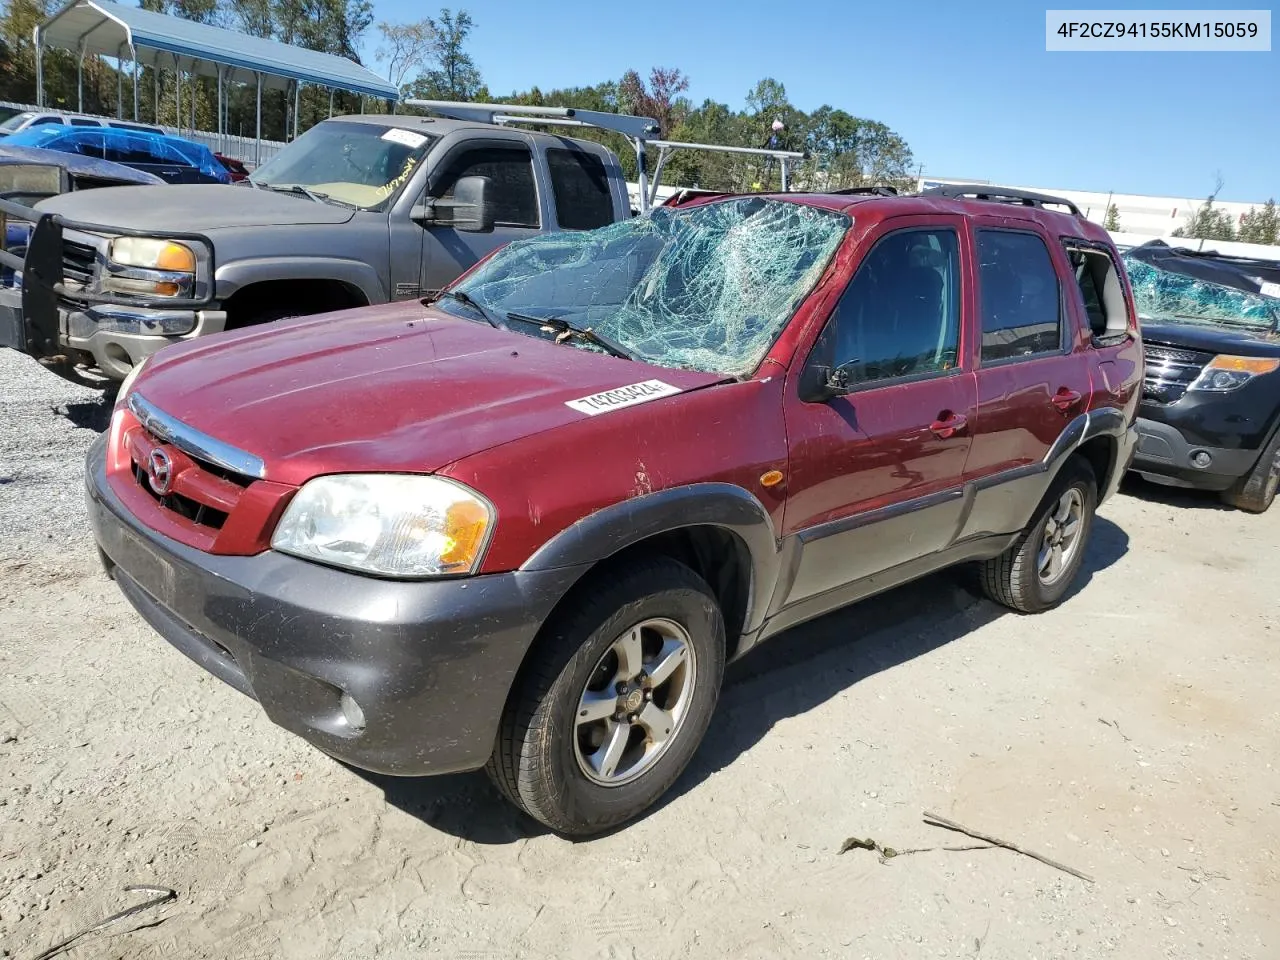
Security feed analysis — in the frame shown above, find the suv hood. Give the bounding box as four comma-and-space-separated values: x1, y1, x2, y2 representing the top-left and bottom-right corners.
36, 184, 354, 230
1142, 320, 1280, 357
129, 301, 726, 487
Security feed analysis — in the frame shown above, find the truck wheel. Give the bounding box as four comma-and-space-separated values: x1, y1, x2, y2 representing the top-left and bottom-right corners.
979, 458, 1097, 614
233, 306, 301, 329
487, 556, 725, 836
1220, 431, 1280, 514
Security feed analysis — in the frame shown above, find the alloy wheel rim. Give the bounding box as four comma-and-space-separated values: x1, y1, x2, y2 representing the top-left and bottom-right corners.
573, 618, 697, 787
1037, 488, 1085, 586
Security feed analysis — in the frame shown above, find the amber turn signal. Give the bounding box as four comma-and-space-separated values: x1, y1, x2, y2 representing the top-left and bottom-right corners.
1206, 355, 1280, 375
760, 470, 784, 488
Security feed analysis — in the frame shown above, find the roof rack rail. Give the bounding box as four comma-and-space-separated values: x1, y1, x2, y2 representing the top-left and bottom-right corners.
922, 183, 1083, 217
404, 99, 806, 213
828, 185, 898, 197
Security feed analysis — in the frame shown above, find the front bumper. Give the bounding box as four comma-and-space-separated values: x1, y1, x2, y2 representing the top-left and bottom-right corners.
51, 303, 228, 381
85, 436, 585, 776
1131, 417, 1262, 491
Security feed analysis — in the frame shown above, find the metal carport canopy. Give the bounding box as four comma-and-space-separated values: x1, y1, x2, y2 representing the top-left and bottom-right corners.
35, 0, 399, 99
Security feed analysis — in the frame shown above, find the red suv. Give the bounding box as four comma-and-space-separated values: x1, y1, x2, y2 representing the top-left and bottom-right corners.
87, 186, 1141, 835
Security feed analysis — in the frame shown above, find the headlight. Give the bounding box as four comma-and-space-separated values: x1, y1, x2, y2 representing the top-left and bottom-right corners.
1189, 354, 1280, 392
115, 354, 150, 405
271, 474, 495, 578
104, 237, 198, 298
109, 237, 196, 272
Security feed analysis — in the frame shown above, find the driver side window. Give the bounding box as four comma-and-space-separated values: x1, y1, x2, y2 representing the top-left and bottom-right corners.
433, 145, 540, 229
820, 227, 961, 387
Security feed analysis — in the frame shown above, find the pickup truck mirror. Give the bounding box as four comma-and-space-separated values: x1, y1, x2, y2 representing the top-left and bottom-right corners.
411, 176, 494, 233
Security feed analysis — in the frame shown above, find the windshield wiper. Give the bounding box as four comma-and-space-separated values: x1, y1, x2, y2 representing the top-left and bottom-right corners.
506, 311, 638, 361
432, 289, 507, 329
262, 183, 356, 208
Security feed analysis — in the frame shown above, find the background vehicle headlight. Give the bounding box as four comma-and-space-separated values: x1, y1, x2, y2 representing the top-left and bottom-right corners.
271, 474, 494, 578
1189, 354, 1280, 392
109, 237, 197, 272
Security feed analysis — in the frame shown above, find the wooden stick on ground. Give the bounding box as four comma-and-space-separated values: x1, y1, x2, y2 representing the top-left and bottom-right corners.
922, 811, 1095, 883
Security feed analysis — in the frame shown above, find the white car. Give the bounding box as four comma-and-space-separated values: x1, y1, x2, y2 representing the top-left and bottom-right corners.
0, 110, 164, 137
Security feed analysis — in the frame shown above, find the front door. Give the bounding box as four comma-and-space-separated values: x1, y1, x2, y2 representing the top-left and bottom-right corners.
958, 221, 1094, 539
781, 219, 977, 605
418, 141, 545, 297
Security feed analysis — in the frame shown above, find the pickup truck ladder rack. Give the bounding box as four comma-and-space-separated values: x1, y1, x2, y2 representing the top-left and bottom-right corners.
405, 99, 806, 213
921, 183, 1083, 217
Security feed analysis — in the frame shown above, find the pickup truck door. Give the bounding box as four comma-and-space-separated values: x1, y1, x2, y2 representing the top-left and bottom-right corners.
414, 139, 546, 299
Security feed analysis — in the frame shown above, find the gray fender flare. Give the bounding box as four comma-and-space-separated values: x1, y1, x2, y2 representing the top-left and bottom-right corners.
520, 482, 782, 635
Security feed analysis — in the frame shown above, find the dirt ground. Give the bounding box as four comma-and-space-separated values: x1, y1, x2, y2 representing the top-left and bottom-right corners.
2, 350, 1278, 960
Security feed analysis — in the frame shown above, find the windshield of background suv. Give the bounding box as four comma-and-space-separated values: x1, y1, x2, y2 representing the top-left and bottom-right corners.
250, 121, 435, 209
1124, 252, 1279, 333
446, 197, 850, 376
0, 113, 32, 132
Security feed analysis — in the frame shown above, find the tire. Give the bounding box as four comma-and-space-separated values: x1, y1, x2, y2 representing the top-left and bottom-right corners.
231, 306, 302, 330
1220, 429, 1280, 514
979, 458, 1098, 614
487, 556, 725, 836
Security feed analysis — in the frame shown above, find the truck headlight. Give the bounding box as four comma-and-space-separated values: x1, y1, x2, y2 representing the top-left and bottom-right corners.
104, 237, 199, 297
271, 474, 495, 578
1189, 355, 1280, 392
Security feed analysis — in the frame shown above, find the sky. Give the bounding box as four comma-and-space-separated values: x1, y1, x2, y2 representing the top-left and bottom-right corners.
365, 0, 1278, 202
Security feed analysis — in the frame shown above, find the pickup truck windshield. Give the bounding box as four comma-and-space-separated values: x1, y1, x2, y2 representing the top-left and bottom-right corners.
448, 197, 850, 376
1124, 254, 1279, 333
250, 121, 435, 209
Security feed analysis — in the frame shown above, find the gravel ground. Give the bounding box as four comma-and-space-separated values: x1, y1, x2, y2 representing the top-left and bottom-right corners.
1, 346, 1278, 960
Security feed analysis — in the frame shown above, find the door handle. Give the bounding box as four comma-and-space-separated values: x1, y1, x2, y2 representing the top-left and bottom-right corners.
1051, 388, 1082, 413
930, 411, 968, 439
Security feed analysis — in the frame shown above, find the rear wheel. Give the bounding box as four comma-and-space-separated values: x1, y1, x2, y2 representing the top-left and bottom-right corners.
1220, 430, 1280, 513
979, 458, 1097, 613
487, 556, 725, 836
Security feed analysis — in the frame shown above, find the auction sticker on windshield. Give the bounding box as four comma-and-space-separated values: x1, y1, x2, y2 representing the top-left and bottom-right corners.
566, 380, 682, 416
381, 128, 429, 149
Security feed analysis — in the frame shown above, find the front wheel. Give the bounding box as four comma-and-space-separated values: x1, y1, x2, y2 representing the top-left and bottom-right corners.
487, 556, 725, 836
979, 459, 1098, 613
1220, 430, 1280, 513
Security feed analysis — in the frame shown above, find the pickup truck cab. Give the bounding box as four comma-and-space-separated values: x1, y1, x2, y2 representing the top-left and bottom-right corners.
1124, 241, 1280, 512
9, 113, 629, 384
87, 187, 1141, 835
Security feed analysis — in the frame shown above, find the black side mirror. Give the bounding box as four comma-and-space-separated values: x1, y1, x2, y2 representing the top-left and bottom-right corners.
411, 175, 494, 233
799, 359, 858, 403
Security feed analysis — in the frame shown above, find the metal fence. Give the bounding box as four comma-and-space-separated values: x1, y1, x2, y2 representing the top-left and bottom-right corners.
0, 100, 287, 166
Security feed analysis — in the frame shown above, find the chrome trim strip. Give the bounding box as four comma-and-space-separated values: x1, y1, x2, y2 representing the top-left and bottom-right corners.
127, 392, 266, 480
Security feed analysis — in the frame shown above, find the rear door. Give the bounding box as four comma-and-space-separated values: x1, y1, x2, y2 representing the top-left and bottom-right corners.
958, 219, 1093, 539
780, 217, 977, 603
417, 139, 544, 297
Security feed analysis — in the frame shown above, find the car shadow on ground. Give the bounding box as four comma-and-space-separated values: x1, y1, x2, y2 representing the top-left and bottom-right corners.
359, 516, 1130, 844
1119, 473, 1233, 511
57, 396, 114, 432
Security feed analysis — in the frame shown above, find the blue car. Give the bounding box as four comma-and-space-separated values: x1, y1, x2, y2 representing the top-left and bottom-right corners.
2, 126, 231, 185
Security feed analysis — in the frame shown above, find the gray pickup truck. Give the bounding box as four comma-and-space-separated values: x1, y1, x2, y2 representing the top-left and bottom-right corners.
1, 111, 631, 384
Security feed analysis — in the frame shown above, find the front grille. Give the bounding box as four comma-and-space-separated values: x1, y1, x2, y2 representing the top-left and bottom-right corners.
129, 459, 230, 529
1143, 342, 1213, 405
61, 239, 98, 292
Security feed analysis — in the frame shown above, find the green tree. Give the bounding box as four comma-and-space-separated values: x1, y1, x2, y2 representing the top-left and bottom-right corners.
1103, 203, 1121, 231
407, 8, 483, 101
1173, 177, 1238, 242
1237, 199, 1279, 245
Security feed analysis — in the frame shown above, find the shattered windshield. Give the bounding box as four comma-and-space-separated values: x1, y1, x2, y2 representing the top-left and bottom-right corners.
1124, 254, 1279, 333
447, 197, 850, 375
249, 121, 434, 209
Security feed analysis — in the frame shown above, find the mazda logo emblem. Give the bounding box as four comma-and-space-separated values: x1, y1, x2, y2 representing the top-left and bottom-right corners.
148, 448, 173, 495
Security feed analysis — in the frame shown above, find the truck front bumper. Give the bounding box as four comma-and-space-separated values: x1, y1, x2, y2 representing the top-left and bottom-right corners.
1131, 417, 1262, 491
86, 435, 584, 776
54, 303, 228, 381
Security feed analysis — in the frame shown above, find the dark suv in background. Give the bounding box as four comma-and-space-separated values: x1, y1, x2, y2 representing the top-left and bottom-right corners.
1124, 241, 1280, 512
